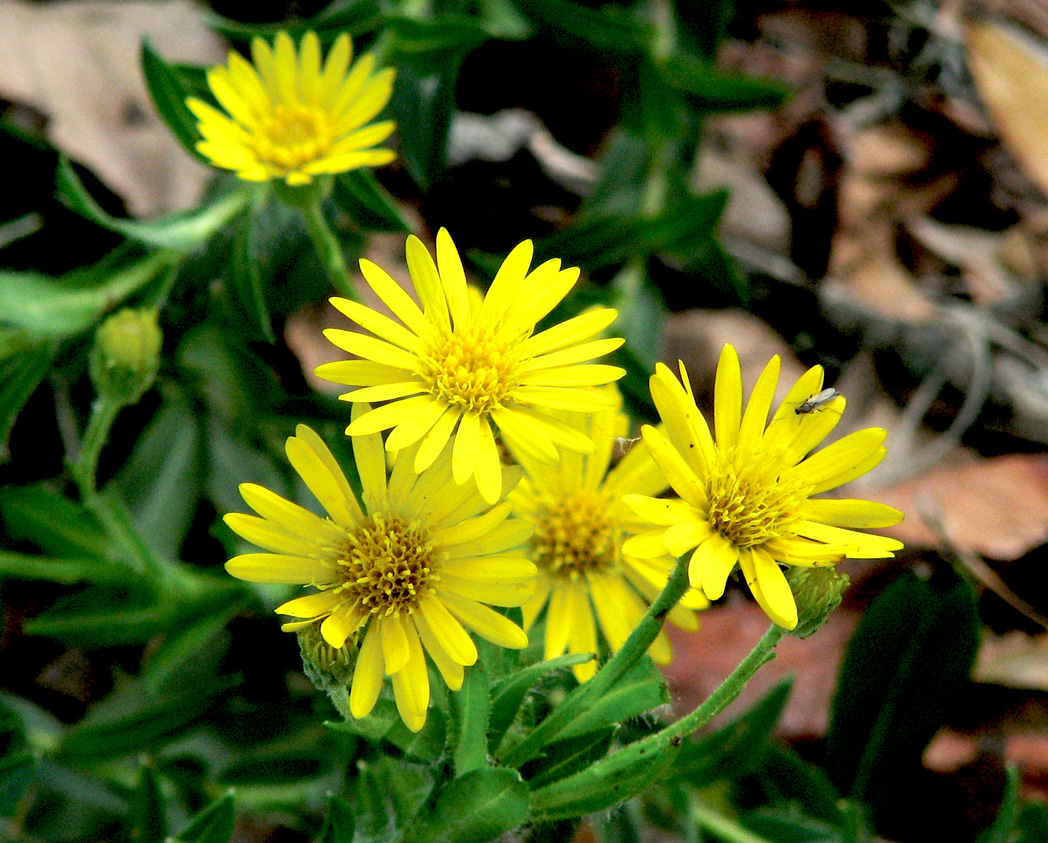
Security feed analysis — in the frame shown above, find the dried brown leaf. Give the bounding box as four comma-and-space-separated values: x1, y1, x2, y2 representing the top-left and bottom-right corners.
876, 452, 1048, 560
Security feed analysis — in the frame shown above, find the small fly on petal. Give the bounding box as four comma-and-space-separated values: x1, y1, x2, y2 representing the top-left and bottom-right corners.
795, 388, 841, 415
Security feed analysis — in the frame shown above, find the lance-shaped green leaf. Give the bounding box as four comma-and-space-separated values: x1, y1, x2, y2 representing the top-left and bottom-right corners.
451, 662, 490, 776
141, 39, 206, 161
57, 672, 238, 762
318, 792, 356, 843
57, 159, 249, 253
516, 0, 650, 54
128, 763, 167, 843
410, 767, 529, 843
554, 656, 668, 741
388, 16, 492, 74
824, 569, 980, 815
229, 212, 276, 343
0, 248, 177, 338
326, 700, 447, 763
525, 727, 615, 789
112, 386, 203, 560
0, 551, 129, 586
0, 338, 54, 452
393, 66, 457, 191
529, 732, 681, 821
488, 652, 594, 756
204, 1, 382, 42
0, 751, 36, 817
26, 576, 246, 648
172, 792, 235, 843
0, 484, 113, 560
333, 169, 409, 233
659, 54, 791, 113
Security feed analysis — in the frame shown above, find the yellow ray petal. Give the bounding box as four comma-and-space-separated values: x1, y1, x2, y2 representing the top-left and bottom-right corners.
390, 624, 429, 732
714, 344, 743, 451
440, 591, 528, 648
225, 553, 334, 584
350, 623, 385, 718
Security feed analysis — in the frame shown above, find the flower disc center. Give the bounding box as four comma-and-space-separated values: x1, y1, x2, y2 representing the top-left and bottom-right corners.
706, 450, 807, 548
532, 492, 617, 580
255, 105, 332, 170
338, 515, 436, 616
419, 326, 520, 414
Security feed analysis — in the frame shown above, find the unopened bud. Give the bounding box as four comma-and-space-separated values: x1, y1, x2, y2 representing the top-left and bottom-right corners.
785, 566, 849, 638
89, 308, 162, 405
296, 623, 359, 691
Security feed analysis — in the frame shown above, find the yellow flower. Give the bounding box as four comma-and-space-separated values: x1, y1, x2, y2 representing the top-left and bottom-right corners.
508, 387, 707, 681
223, 414, 534, 732
315, 228, 626, 505
188, 31, 396, 185
623, 345, 904, 630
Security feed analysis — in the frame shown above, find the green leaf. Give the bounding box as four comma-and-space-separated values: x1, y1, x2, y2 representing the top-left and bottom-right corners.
26, 577, 245, 647
332, 169, 409, 232
57, 158, 250, 253
824, 569, 980, 814
112, 386, 203, 559
0, 248, 177, 338
229, 210, 277, 343
204, 1, 383, 42
128, 763, 167, 843
488, 652, 594, 756
526, 727, 615, 788
140, 38, 206, 162
555, 656, 668, 741
0, 551, 128, 586
141, 598, 242, 696
451, 662, 490, 776
411, 767, 529, 843
0, 751, 36, 818
667, 678, 792, 786
0, 339, 54, 453
352, 757, 432, 843
528, 732, 681, 821
392, 66, 458, 191
58, 673, 238, 761
318, 792, 356, 843
172, 792, 235, 843
326, 699, 447, 763
977, 765, 1048, 843
515, 0, 649, 54
660, 54, 792, 113
388, 16, 492, 73
0, 484, 113, 560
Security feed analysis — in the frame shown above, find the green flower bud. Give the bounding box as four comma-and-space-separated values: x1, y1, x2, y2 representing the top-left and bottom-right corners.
785, 566, 849, 638
89, 308, 162, 405
297, 623, 358, 690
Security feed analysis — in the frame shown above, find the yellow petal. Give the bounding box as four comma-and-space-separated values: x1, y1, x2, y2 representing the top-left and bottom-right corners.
390, 624, 429, 732
441, 591, 528, 648
714, 344, 743, 451
349, 624, 384, 719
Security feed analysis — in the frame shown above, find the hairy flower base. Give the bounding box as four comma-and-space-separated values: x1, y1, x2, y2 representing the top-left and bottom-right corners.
624, 346, 903, 629
189, 31, 396, 185
316, 229, 626, 505
509, 388, 706, 681
224, 415, 534, 731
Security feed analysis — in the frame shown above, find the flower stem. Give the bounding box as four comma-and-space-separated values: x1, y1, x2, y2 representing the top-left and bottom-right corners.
301, 197, 357, 300
499, 557, 692, 767
71, 394, 122, 499
690, 802, 775, 843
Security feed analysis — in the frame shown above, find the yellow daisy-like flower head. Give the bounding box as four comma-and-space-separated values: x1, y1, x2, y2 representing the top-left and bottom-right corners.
315, 228, 626, 505
509, 387, 708, 682
623, 345, 904, 630
223, 411, 534, 732
188, 31, 396, 185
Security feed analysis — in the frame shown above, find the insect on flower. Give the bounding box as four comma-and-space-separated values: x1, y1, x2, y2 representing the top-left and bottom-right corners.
795, 388, 841, 415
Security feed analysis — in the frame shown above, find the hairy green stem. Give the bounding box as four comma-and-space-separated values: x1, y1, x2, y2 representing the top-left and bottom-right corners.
71, 394, 122, 499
